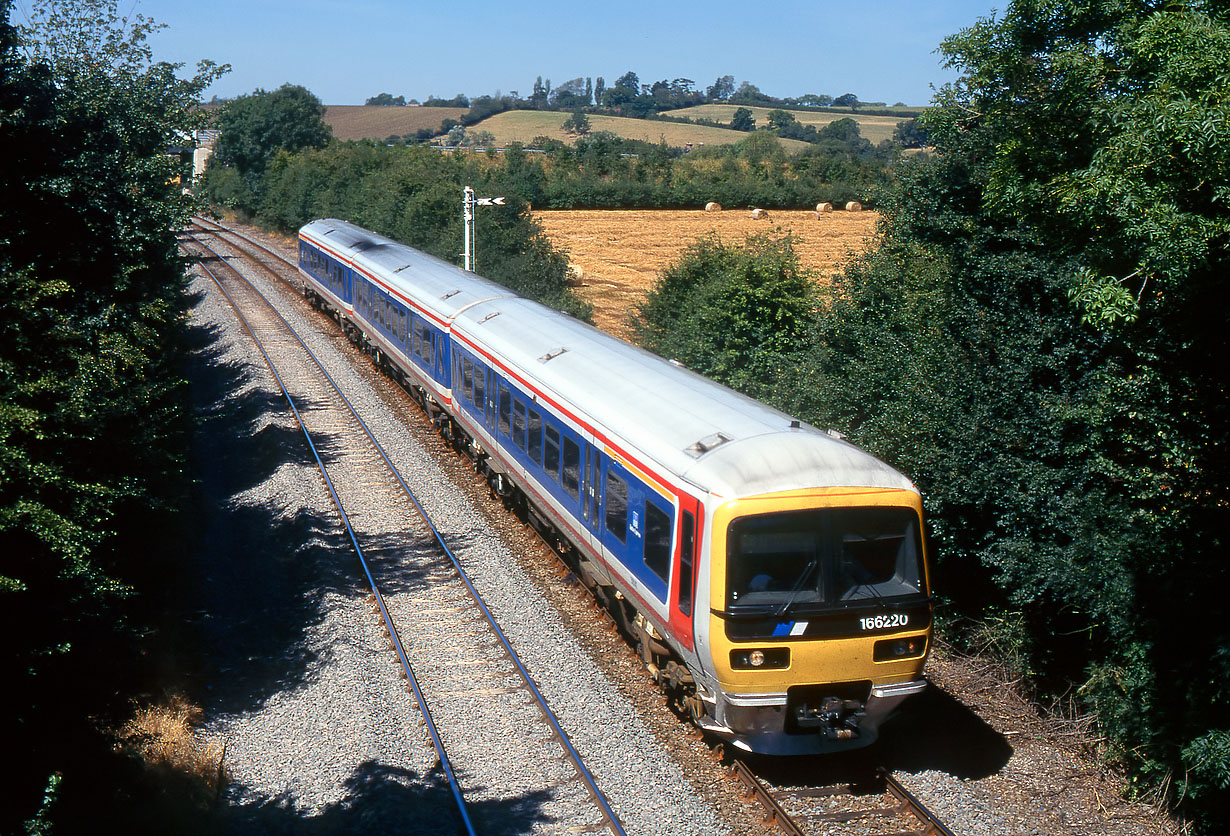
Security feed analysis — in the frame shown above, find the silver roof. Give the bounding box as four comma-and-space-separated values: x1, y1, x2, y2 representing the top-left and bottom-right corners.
301, 219, 916, 500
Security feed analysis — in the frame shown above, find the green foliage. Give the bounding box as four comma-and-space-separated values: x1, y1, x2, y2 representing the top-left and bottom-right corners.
3, 0, 223, 827
251, 143, 590, 318
521, 128, 888, 210
617, 1, 1228, 826
562, 108, 591, 135
632, 235, 817, 398
892, 117, 928, 148
784, 0, 1229, 826
729, 106, 755, 131
204, 83, 331, 214
365, 92, 406, 106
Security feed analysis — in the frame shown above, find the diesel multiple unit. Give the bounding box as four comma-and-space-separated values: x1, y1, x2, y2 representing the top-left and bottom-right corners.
298, 218, 932, 755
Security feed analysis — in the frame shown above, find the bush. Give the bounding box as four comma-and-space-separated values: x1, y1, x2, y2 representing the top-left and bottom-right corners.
631, 234, 817, 398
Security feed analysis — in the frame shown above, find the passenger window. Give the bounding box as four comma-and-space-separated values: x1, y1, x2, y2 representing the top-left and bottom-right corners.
528, 408, 542, 466
605, 472, 628, 544
562, 437, 580, 500
644, 502, 672, 583
512, 399, 527, 450
499, 384, 511, 437
474, 364, 485, 414
544, 425, 561, 481
679, 510, 695, 617
412, 318, 421, 356
462, 357, 474, 404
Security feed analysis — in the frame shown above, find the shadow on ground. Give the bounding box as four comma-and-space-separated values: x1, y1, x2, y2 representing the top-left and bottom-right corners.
741, 681, 1012, 791
220, 761, 559, 836
166, 301, 559, 834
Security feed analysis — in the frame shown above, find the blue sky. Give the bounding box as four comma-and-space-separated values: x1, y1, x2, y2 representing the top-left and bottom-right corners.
97, 0, 997, 106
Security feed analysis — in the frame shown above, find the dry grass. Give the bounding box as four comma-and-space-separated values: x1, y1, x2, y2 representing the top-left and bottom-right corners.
116, 694, 225, 796
473, 110, 811, 152
533, 208, 878, 338
324, 105, 469, 141
663, 104, 911, 145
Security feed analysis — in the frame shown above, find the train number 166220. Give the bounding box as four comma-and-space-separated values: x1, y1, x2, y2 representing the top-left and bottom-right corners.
860, 613, 909, 631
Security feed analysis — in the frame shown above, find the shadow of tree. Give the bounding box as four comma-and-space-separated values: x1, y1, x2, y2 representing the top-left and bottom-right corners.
166, 301, 563, 835
220, 760, 559, 836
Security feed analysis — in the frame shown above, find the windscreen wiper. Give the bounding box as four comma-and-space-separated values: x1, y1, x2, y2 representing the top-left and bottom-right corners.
774, 558, 818, 619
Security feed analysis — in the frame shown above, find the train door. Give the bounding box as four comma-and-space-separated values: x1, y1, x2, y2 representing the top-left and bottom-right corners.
667, 496, 701, 651
582, 445, 603, 540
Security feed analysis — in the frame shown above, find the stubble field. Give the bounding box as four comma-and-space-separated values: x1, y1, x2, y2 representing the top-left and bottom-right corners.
532, 208, 879, 338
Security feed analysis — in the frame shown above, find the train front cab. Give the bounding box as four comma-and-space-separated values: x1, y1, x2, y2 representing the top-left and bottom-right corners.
703, 487, 931, 755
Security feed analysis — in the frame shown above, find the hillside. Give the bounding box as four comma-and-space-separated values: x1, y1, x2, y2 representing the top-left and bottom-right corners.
321, 105, 814, 151
663, 104, 914, 145
471, 110, 812, 151
324, 105, 469, 141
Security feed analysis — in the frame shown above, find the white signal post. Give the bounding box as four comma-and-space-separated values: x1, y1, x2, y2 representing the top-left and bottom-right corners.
462, 186, 505, 272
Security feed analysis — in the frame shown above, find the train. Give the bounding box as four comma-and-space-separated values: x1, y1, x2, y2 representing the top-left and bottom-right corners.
297, 218, 932, 756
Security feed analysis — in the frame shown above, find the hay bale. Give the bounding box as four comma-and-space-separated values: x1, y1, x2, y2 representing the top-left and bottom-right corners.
704, 201, 722, 212
845, 201, 863, 212
565, 265, 584, 286
750, 207, 769, 220
815, 202, 833, 213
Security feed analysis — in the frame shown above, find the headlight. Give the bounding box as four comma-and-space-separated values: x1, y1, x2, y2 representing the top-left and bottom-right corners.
730, 648, 790, 669
873, 636, 926, 662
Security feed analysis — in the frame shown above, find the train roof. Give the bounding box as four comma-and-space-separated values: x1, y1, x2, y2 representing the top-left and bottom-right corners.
300, 219, 916, 500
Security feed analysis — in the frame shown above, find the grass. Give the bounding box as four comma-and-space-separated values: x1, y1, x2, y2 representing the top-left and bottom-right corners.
471, 110, 812, 152
116, 695, 225, 803
321, 103, 903, 150
663, 104, 912, 145
324, 105, 469, 141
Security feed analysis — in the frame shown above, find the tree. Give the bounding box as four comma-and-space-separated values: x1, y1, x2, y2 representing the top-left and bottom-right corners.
594, 76, 605, 105
614, 70, 639, 92
551, 76, 588, 109
707, 74, 735, 101
729, 80, 766, 104
4, 0, 224, 827
766, 109, 796, 131
788, 2, 1230, 828
832, 92, 859, 108
729, 106, 755, 131
205, 83, 330, 212
892, 118, 927, 148
562, 109, 591, 135
366, 92, 405, 106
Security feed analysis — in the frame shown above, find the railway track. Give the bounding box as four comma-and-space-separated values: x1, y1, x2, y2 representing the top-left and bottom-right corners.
181, 228, 626, 836
727, 757, 954, 836
186, 217, 958, 836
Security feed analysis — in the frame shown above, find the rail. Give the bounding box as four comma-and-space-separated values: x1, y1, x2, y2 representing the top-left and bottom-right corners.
182, 228, 627, 836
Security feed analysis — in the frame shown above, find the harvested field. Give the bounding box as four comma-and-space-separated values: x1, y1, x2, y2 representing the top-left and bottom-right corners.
533, 208, 878, 338
324, 105, 469, 141
475, 111, 811, 152
664, 104, 915, 145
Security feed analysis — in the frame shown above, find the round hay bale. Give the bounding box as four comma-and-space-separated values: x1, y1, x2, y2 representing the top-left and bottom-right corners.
750, 207, 769, 220
815, 202, 833, 213
845, 201, 863, 212
704, 201, 722, 212
565, 265, 584, 286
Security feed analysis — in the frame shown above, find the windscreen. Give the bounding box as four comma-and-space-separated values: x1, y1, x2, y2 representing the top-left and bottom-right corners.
726, 506, 925, 612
